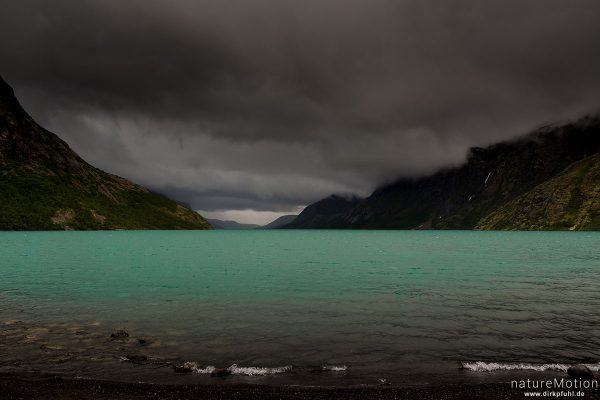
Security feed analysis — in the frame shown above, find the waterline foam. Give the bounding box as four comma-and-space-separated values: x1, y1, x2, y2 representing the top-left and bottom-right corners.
460, 361, 600, 372
186, 362, 292, 376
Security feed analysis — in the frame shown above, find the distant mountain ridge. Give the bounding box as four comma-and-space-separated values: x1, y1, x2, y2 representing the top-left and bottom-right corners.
289, 116, 600, 230
208, 215, 298, 229
207, 219, 261, 229
0, 75, 211, 230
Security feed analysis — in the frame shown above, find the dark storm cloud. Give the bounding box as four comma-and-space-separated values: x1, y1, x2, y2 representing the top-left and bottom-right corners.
2, 0, 600, 216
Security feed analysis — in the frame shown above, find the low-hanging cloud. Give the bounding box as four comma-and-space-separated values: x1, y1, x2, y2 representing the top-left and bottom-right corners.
2, 0, 600, 220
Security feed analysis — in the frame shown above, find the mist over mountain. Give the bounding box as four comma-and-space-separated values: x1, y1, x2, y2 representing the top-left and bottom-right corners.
289, 116, 600, 230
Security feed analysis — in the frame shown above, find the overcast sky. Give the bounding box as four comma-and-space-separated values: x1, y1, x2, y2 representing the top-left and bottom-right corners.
2, 0, 600, 224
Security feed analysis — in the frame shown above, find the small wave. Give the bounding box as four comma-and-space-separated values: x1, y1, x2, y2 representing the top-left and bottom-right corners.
322, 365, 348, 372
184, 362, 291, 376
460, 361, 600, 372
184, 362, 216, 374
228, 364, 292, 376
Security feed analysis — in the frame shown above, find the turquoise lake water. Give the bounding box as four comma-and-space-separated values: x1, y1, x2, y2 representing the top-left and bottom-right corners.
1, 230, 600, 385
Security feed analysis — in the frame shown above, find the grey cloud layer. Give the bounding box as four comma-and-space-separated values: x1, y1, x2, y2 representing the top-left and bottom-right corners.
2, 0, 600, 211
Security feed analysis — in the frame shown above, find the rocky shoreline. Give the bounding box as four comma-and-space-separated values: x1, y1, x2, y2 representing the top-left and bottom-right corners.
2, 372, 586, 400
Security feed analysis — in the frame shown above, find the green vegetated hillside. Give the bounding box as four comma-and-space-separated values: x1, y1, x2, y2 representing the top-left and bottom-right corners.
0, 75, 211, 230
476, 153, 600, 231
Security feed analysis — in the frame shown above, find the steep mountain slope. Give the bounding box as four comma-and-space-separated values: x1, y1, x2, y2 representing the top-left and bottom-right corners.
0, 75, 211, 230
297, 116, 600, 230
476, 153, 600, 230
207, 219, 260, 229
284, 195, 361, 228
262, 214, 297, 229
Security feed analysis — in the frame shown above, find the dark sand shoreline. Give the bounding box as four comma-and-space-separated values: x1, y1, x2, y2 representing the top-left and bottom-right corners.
3, 373, 600, 400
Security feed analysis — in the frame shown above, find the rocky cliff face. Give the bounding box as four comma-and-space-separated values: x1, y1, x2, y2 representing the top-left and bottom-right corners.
0, 77, 88, 171
294, 116, 600, 230
0, 75, 211, 230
